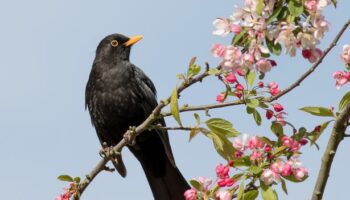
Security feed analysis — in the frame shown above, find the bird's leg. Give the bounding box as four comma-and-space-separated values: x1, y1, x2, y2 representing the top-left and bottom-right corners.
124, 126, 136, 146
99, 142, 109, 158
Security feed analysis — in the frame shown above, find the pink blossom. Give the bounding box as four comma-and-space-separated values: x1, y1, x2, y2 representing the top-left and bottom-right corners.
223, 46, 243, 69
216, 190, 232, 200
197, 177, 212, 191
225, 73, 237, 83
290, 140, 301, 152
275, 112, 287, 126
236, 69, 245, 76
216, 164, 230, 179
247, 136, 264, 149
312, 15, 329, 40
341, 44, 350, 64
256, 59, 275, 73
304, 0, 317, 12
232, 134, 248, 151
268, 82, 280, 96
273, 103, 284, 112
261, 169, 280, 185
333, 71, 350, 89
211, 44, 226, 58
282, 136, 293, 148
216, 93, 225, 103
213, 18, 232, 37
218, 178, 234, 187
293, 167, 308, 181
281, 163, 292, 176
302, 48, 323, 63
184, 188, 197, 200
271, 161, 284, 174
250, 150, 262, 162
230, 24, 242, 34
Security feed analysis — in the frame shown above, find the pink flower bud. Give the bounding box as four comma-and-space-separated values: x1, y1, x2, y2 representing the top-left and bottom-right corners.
273, 103, 284, 112
228, 160, 234, 167
236, 69, 244, 76
264, 145, 272, 152
225, 73, 237, 83
234, 151, 243, 158
282, 136, 293, 148
216, 93, 225, 103
184, 188, 197, 200
258, 81, 264, 88
235, 83, 244, 91
266, 109, 274, 120
230, 24, 242, 34
300, 138, 308, 146
217, 179, 227, 187
216, 164, 230, 179
236, 91, 242, 98
250, 150, 262, 162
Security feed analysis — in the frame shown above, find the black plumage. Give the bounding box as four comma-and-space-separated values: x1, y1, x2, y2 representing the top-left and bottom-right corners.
85, 33, 189, 200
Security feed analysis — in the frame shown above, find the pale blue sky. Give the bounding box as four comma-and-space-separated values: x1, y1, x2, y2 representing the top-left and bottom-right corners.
1, 0, 350, 199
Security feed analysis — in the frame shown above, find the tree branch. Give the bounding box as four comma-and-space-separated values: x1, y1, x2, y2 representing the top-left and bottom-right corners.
161, 19, 350, 116
311, 102, 350, 200
73, 63, 216, 199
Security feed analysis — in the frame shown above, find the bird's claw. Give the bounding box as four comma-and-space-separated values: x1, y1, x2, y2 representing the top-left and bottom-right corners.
124, 126, 136, 146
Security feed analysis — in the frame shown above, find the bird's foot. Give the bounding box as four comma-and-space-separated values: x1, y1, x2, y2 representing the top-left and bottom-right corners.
124, 126, 136, 146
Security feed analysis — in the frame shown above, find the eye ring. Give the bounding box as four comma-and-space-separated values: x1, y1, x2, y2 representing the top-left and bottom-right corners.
111, 40, 119, 47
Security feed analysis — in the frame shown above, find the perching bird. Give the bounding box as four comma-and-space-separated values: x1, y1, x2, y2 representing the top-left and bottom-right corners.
85, 33, 190, 200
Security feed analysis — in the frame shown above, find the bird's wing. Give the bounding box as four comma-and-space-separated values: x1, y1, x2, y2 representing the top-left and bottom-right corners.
133, 65, 177, 167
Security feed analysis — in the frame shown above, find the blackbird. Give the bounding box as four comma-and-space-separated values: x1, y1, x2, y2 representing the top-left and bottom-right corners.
85, 33, 190, 200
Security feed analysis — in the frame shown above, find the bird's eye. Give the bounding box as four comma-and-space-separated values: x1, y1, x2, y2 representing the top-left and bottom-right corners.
110, 40, 119, 47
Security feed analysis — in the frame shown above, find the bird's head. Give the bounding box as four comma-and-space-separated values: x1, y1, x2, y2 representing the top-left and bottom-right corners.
95, 33, 143, 61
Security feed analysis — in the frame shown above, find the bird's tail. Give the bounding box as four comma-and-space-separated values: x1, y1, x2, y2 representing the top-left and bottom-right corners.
141, 157, 190, 200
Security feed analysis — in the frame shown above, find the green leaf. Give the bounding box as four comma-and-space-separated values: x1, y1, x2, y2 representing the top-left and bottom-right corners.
300, 106, 334, 117
208, 68, 221, 75
281, 178, 288, 195
237, 180, 245, 200
288, 0, 303, 17
188, 56, 197, 68
253, 109, 262, 126
273, 146, 287, 157
271, 122, 284, 137
266, 37, 282, 56
266, 6, 283, 24
331, 0, 337, 7
243, 189, 259, 200
338, 91, 350, 111
309, 120, 332, 146
189, 128, 200, 142
189, 179, 201, 190
170, 88, 183, 126
232, 29, 248, 45
187, 64, 201, 77
209, 132, 235, 160
247, 70, 256, 88
57, 175, 73, 182
73, 177, 81, 183
260, 181, 277, 200
193, 113, 201, 125
256, 0, 264, 15
284, 174, 308, 182
249, 166, 262, 174
206, 118, 240, 137
237, 176, 247, 200
246, 99, 260, 108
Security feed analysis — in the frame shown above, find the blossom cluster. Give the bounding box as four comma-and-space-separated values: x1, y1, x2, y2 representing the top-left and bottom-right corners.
55, 183, 77, 200
211, 0, 332, 75
184, 132, 309, 199
333, 44, 350, 89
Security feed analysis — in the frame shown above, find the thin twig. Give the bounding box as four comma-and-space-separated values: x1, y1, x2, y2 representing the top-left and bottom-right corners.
311, 102, 350, 200
162, 19, 350, 116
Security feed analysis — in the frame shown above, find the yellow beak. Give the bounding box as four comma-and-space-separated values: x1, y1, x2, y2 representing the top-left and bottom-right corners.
123, 35, 143, 47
